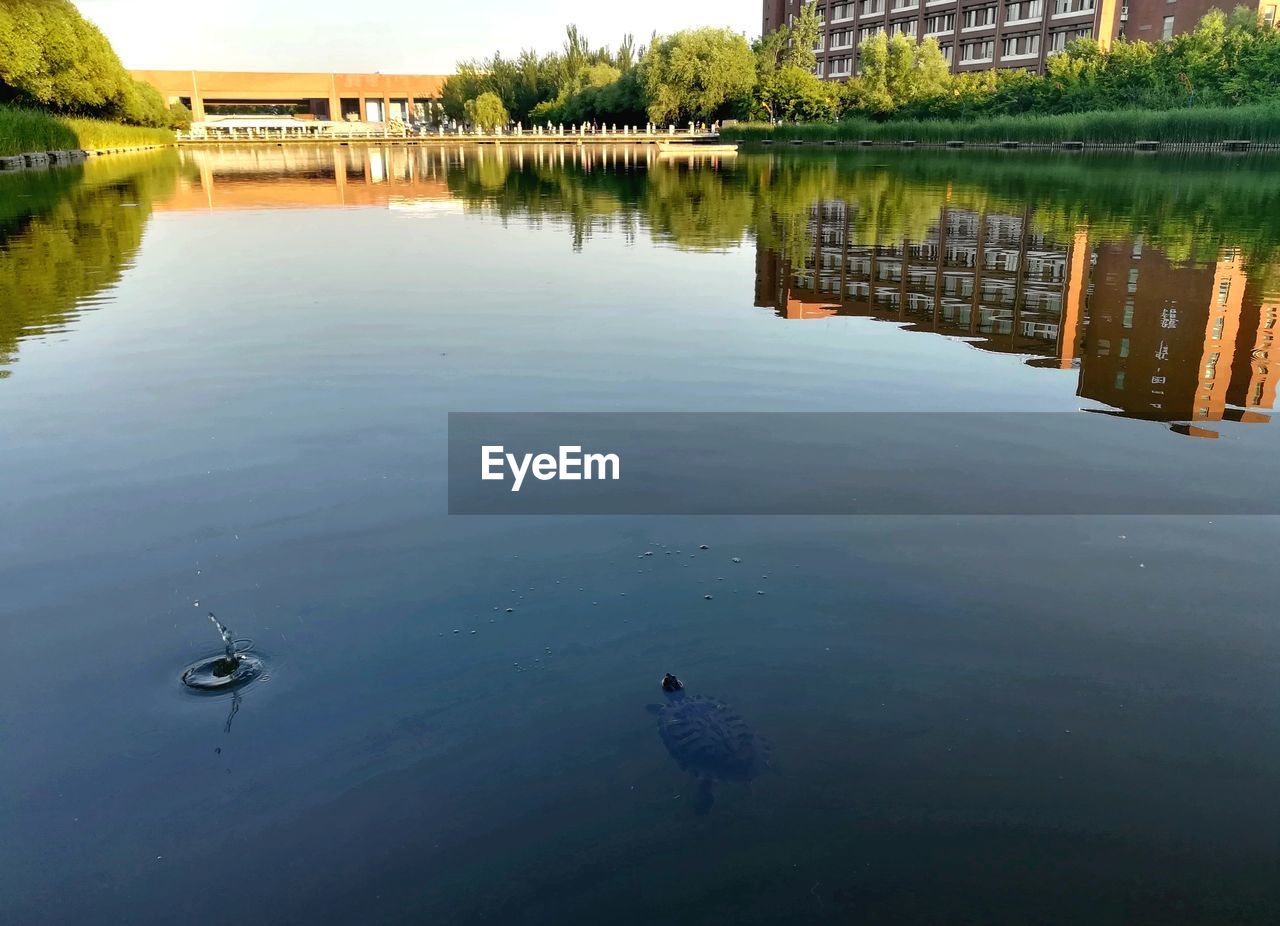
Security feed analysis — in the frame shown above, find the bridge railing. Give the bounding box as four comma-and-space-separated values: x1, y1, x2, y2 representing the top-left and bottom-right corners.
177, 122, 721, 142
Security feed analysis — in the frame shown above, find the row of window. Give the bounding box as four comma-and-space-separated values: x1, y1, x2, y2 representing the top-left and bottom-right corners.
828, 0, 1076, 44
817, 0, 1092, 21
819, 23, 1091, 66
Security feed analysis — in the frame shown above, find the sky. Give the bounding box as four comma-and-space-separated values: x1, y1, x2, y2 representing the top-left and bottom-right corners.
77, 0, 761, 73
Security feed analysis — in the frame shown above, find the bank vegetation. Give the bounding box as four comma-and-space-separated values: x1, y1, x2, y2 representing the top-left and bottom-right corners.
0, 0, 181, 155
443, 9, 1280, 143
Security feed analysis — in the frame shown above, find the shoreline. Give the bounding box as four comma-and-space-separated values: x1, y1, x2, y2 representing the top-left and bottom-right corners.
0, 144, 174, 172
740, 139, 1275, 154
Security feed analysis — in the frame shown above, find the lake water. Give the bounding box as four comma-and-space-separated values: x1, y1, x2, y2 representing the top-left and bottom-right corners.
2, 144, 1279, 924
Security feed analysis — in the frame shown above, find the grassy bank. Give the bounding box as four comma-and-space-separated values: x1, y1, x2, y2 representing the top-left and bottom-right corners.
722, 104, 1280, 146
0, 105, 174, 158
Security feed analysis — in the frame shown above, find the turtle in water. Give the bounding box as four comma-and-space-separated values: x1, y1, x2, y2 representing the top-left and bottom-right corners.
646, 673, 769, 814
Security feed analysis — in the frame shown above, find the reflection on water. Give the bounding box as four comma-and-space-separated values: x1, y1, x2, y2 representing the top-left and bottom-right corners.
4, 144, 1275, 437
757, 202, 1279, 437
0, 151, 181, 375
4, 144, 1280, 925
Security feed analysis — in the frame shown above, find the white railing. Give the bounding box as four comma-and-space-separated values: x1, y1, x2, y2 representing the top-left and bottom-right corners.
177, 122, 721, 143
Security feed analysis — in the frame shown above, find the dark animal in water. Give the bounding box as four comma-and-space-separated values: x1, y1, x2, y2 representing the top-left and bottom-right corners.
646, 674, 769, 814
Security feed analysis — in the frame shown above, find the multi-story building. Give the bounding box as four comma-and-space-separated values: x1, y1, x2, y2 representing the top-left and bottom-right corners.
754, 202, 1280, 437
763, 0, 1122, 75
762, 0, 1274, 77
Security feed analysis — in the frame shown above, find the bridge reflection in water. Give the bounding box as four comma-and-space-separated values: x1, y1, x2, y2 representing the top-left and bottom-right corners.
755, 201, 1278, 438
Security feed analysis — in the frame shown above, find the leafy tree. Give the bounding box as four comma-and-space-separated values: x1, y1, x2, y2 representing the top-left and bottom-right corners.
842, 34, 951, 116
760, 65, 839, 122
464, 92, 510, 131
168, 101, 193, 131
784, 4, 822, 71
639, 28, 757, 124
0, 0, 173, 126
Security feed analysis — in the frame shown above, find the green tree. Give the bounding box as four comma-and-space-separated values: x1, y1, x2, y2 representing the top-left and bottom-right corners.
639, 28, 757, 124
760, 65, 839, 122
0, 0, 173, 126
464, 91, 510, 131
784, 4, 822, 71
842, 34, 954, 116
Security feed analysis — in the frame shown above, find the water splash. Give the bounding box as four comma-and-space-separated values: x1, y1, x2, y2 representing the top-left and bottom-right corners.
208, 612, 238, 662
181, 611, 265, 691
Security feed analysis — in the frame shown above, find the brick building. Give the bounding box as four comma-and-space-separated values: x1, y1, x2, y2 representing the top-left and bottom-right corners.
762, 0, 1272, 76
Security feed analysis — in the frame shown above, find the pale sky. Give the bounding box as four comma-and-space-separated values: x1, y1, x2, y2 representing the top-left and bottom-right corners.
77, 1, 760, 73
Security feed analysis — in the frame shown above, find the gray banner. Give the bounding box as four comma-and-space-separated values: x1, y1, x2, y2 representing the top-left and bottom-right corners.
448, 412, 1276, 515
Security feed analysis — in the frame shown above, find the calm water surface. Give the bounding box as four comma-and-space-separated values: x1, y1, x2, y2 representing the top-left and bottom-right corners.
2, 145, 1279, 924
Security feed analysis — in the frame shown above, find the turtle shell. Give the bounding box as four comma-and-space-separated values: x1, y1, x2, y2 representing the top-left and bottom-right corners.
656, 693, 768, 782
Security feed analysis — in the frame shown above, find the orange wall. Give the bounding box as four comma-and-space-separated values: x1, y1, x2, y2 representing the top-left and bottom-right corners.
131, 70, 449, 120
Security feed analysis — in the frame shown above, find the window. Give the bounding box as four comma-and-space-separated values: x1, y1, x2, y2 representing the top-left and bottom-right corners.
939, 42, 955, 61
963, 5, 998, 28
960, 39, 996, 60
1204, 352, 1220, 379
926, 12, 955, 32
1264, 5, 1276, 27
1123, 301, 1134, 327
890, 18, 918, 36
1212, 316, 1225, 339
1002, 33, 1041, 56
1048, 26, 1091, 51
1217, 279, 1231, 305
832, 2, 855, 21
859, 0, 886, 16
830, 28, 855, 47
1053, 0, 1095, 14
859, 24, 883, 40
1005, 0, 1044, 22
1162, 15, 1174, 39
891, 0, 920, 9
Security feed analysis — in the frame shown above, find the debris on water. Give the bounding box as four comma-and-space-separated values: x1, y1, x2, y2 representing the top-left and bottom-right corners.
453, 629, 460, 634
506, 608, 514, 613
699, 545, 709, 550
731, 557, 741, 564
757, 590, 765, 595
643, 551, 654, 557
470, 630, 477, 635
704, 595, 713, 600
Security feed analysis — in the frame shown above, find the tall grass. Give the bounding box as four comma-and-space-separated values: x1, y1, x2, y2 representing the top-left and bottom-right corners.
722, 104, 1280, 146
0, 105, 174, 157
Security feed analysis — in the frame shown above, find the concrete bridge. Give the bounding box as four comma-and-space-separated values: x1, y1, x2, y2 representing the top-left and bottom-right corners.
131, 70, 448, 123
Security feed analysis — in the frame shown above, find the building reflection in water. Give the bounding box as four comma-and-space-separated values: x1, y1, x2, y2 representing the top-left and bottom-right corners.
756, 202, 1278, 438
157, 143, 687, 214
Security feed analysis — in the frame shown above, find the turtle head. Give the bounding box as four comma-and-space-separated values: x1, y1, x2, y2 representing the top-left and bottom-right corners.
661, 673, 684, 696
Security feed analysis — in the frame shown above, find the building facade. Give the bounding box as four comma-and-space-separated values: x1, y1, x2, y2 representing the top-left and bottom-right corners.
762, 0, 1271, 77
131, 70, 448, 123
